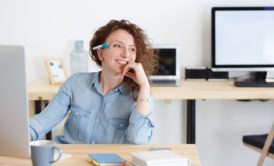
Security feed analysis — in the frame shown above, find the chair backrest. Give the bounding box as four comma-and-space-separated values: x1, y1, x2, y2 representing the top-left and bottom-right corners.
243, 121, 274, 166
257, 121, 274, 166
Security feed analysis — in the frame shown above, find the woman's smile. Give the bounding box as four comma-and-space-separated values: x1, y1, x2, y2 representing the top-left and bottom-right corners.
116, 59, 129, 65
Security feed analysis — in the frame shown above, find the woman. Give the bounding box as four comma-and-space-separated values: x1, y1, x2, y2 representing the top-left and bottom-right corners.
29, 19, 158, 144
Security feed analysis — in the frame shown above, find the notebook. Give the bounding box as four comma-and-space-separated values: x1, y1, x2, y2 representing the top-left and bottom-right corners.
149, 46, 180, 86
131, 150, 191, 166
87, 153, 124, 166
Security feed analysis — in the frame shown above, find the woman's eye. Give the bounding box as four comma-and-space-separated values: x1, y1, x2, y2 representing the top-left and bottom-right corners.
130, 48, 136, 52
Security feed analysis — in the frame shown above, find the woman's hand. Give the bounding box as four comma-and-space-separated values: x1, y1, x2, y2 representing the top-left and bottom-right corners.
122, 62, 149, 88
123, 62, 151, 116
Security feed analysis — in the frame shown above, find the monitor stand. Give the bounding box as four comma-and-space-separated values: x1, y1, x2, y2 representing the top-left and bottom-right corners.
234, 71, 274, 87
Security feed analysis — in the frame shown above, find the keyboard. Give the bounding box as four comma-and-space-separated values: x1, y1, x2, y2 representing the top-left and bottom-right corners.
151, 80, 179, 86
234, 80, 274, 87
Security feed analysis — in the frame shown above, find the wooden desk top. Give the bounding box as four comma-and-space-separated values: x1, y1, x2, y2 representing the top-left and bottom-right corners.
28, 80, 274, 100
0, 144, 201, 166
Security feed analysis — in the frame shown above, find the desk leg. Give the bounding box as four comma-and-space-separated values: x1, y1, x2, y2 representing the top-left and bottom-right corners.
34, 100, 52, 140
187, 100, 196, 144
34, 100, 42, 114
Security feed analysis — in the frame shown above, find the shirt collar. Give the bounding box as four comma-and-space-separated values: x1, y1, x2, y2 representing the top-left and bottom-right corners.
90, 72, 100, 88
116, 83, 126, 95
90, 71, 126, 95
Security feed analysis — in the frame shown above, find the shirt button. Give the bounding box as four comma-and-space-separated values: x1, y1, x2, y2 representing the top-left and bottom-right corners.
92, 141, 95, 144
120, 124, 123, 127
97, 119, 100, 123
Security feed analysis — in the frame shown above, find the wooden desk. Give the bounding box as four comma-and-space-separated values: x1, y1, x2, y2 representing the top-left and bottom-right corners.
0, 144, 201, 166
28, 80, 274, 143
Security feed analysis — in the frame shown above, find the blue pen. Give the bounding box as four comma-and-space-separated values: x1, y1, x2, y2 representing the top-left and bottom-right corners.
92, 42, 110, 50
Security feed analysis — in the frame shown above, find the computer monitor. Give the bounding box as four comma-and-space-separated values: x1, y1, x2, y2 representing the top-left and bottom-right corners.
0, 45, 31, 158
211, 7, 274, 86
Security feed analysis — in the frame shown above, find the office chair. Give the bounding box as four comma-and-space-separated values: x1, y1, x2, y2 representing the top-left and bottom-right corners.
242, 121, 274, 166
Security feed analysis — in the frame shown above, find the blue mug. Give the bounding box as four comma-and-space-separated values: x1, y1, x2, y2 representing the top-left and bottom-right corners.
30, 140, 62, 166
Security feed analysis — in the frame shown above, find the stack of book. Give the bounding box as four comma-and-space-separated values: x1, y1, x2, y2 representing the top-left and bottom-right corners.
131, 150, 191, 166
87, 153, 124, 166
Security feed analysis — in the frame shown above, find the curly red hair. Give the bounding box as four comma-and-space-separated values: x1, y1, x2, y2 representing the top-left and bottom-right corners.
90, 20, 158, 99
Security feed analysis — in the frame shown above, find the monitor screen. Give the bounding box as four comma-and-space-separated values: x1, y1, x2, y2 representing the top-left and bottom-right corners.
151, 48, 176, 76
212, 7, 274, 70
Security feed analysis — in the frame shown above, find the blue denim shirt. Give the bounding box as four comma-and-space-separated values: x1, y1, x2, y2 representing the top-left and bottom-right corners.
29, 72, 154, 144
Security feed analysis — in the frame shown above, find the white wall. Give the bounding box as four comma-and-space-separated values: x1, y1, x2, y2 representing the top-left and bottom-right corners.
1, 0, 274, 165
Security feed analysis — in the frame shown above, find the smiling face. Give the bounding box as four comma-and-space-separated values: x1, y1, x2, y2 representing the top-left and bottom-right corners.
97, 29, 137, 75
